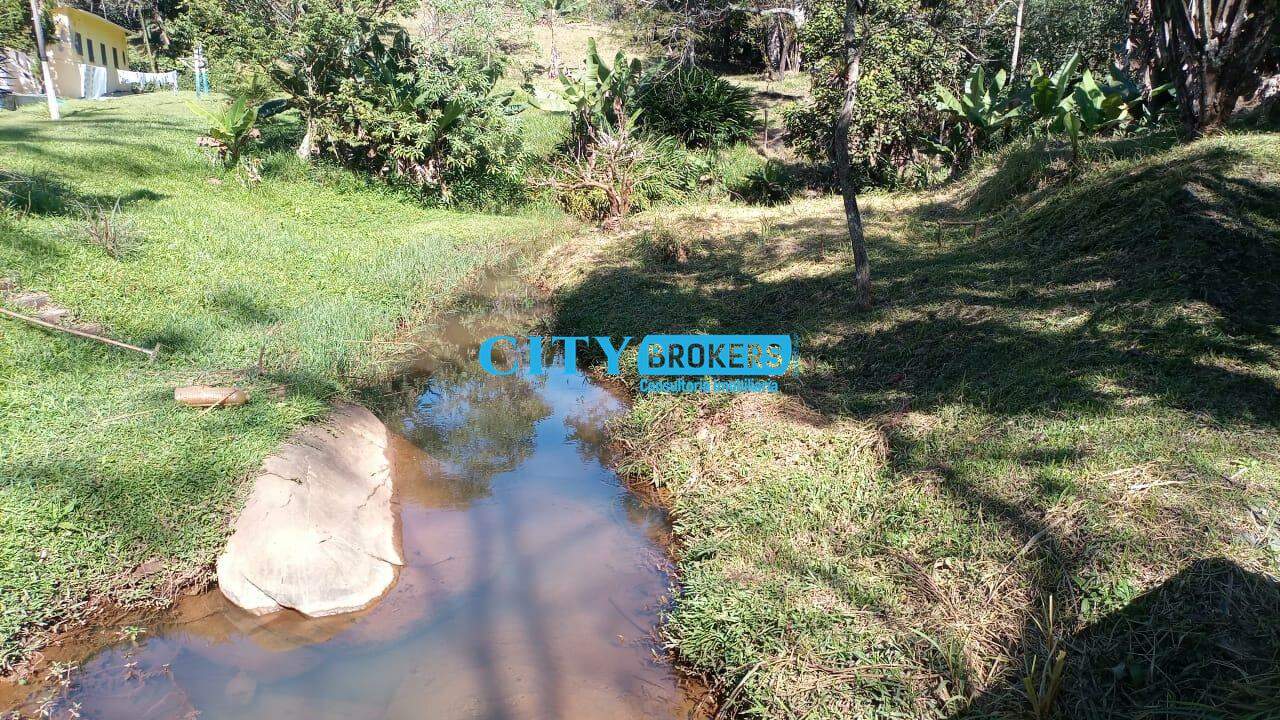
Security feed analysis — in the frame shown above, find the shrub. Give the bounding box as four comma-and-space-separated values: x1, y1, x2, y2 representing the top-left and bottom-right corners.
635, 63, 755, 147
529, 38, 643, 155
729, 159, 801, 206
635, 220, 690, 264
79, 199, 133, 259
540, 131, 698, 227
188, 96, 260, 167
784, 0, 968, 185
276, 27, 522, 199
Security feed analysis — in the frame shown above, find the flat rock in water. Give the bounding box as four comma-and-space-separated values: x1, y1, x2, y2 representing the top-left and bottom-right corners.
216, 404, 403, 617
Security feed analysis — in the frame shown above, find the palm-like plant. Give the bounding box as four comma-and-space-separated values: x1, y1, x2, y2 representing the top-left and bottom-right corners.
188, 97, 259, 167
936, 65, 1021, 141
530, 38, 642, 154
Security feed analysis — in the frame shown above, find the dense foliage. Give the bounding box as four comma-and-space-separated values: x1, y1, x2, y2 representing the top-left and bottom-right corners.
0, 0, 33, 52
275, 26, 523, 198
635, 62, 755, 147
783, 0, 969, 187
533, 40, 701, 226
935, 54, 1176, 165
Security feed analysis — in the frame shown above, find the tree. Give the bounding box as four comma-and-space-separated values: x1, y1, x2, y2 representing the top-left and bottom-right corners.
28, 0, 58, 120
832, 0, 869, 307
1129, 0, 1279, 133
738, 3, 807, 78
127, 0, 159, 71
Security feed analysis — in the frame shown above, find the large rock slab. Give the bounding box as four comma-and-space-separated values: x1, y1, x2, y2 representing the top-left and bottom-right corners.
216, 404, 403, 617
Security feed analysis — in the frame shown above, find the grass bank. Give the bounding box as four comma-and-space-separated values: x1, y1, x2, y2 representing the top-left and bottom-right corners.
545, 131, 1280, 718
0, 93, 573, 672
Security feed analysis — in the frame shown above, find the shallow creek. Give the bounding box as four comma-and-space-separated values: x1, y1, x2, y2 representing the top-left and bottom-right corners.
4, 273, 699, 719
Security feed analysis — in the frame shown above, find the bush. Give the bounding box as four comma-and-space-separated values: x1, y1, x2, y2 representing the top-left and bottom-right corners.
635, 63, 756, 147
542, 131, 699, 227
729, 158, 802, 205
784, 0, 968, 186
187, 96, 260, 168
277, 27, 522, 200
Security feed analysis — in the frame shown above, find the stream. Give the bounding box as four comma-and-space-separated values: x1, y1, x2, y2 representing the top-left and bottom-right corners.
3, 271, 699, 719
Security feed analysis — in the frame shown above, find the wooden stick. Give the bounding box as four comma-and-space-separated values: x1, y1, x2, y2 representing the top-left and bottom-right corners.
0, 307, 159, 361
198, 387, 245, 415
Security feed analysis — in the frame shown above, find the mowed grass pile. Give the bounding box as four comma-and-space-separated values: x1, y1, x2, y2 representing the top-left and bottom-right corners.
545, 131, 1280, 718
0, 93, 570, 670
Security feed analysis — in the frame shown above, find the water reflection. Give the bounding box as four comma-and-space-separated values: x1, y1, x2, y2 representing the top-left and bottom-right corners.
4, 276, 697, 720
400, 368, 550, 505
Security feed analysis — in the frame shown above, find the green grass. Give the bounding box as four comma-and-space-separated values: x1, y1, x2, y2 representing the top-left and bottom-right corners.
0, 93, 574, 671
545, 131, 1280, 718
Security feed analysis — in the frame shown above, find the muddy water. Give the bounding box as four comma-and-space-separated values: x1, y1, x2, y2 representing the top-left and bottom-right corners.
5, 275, 699, 719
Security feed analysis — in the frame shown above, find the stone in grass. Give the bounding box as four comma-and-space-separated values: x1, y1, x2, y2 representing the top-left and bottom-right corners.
69, 322, 107, 336
216, 404, 403, 617
36, 307, 70, 324
9, 291, 50, 309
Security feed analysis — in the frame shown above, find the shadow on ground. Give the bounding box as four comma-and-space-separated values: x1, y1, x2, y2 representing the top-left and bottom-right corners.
547, 132, 1280, 717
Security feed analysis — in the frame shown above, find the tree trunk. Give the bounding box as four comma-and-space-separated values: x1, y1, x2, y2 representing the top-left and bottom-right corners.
765, 16, 783, 78
1132, 0, 1279, 133
28, 0, 58, 121
152, 7, 170, 49
832, 0, 870, 307
297, 118, 315, 160
138, 6, 158, 73
547, 11, 560, 78
1009, 0, 1026, 75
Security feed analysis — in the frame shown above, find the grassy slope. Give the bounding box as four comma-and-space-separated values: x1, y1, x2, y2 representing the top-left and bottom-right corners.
0, 93, 572, 670
545, 132, 1280, 718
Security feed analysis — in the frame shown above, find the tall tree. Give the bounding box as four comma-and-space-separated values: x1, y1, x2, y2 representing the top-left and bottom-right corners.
831, 0, 870, 307
1129, 0, 1279, 132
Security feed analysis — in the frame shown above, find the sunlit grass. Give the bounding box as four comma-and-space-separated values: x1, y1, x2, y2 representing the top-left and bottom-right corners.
0, 92, 574, 670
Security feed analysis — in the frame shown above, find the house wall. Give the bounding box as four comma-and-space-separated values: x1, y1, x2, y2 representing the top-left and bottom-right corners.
46, 7, 129, 99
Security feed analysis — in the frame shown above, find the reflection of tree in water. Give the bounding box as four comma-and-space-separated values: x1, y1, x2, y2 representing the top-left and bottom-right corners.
401, 362, 551, 503
561, 393, 621, 467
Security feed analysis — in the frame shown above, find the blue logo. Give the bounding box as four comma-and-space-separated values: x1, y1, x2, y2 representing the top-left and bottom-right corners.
477, 335, 792, 393
636, 334, 790, 376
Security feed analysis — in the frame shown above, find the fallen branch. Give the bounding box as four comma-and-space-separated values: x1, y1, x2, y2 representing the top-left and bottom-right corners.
0, 307, 159, 361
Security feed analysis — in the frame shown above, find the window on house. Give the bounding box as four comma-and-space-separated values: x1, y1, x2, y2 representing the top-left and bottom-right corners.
86, 38, 93, 62
74, 32, 82, 55
112, 47, 118, 68
100, 43, 106, 65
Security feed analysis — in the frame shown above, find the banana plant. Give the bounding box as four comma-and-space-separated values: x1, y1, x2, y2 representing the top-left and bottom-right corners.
1024, 53, 1081, 118
1097, 65, 1176, 131
1071, 69, 1128, 132
527, 38, 642, 152
935, 64, 1021, 137
187, 96, 258, 167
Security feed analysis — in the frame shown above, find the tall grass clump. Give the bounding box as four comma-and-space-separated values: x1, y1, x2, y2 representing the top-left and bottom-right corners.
636, 62, 755, 148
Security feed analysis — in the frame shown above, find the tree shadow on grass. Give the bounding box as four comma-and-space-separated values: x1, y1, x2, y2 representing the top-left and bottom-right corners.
960, 557, 1280, 719
547, 134, 1280, 716
1, 172, 166, 265
552, 141, 1280, 428
1, 171, 164, 217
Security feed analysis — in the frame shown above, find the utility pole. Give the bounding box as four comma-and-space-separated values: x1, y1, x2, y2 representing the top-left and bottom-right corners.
28, 0, 59, 120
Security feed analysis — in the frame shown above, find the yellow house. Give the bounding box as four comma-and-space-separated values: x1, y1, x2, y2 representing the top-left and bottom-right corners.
45, 6, 129, 99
